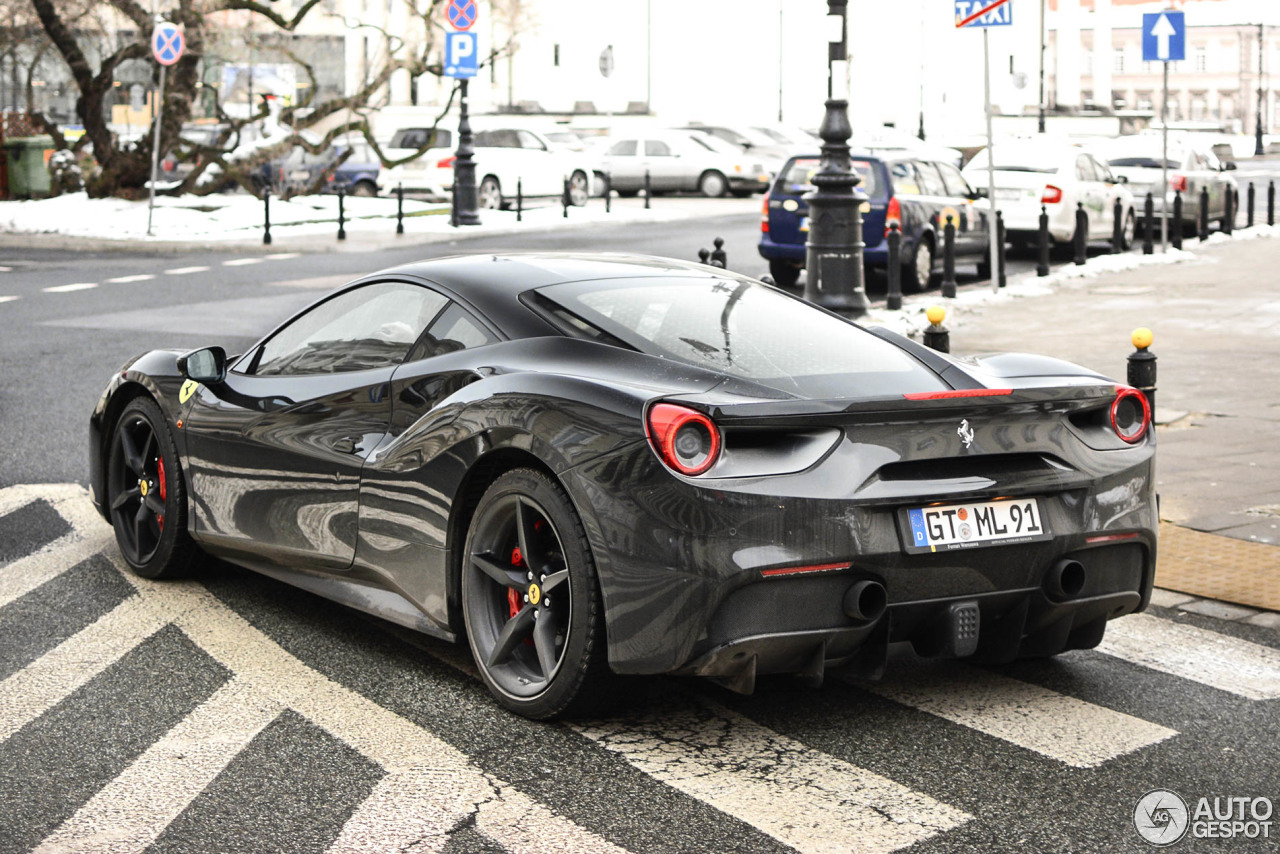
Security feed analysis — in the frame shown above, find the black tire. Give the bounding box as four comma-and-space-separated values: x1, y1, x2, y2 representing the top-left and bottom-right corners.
768, 259, 801, 289
698, 170, 728, 198
478, 176, 503, 210
568, 170, 589, 206
1120, 210, 1136, 251
462, 468, 609, 719
616, 189, 639, 198
351, 180, 377, 197
902, 235, 934, 293
106, 397, 202, 579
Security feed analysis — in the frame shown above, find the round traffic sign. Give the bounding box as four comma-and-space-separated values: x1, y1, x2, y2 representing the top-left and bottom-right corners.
446, 0, 478, 30
151, 22, 184, 67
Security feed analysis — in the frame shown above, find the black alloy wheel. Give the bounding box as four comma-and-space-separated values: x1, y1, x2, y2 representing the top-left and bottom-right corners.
462, 469, 608, 719
107, 398, 200, 578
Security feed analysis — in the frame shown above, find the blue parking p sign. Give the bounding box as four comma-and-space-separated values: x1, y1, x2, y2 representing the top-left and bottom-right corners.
1142, 11, 1185, 63
444, 32, 478, 78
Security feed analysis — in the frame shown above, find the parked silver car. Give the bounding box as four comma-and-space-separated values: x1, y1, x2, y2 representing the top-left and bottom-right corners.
1099, 136, 1238, 233
596, 130, 772, 197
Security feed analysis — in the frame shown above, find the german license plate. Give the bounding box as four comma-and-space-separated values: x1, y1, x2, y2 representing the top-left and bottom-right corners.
903, 498, 1050, 553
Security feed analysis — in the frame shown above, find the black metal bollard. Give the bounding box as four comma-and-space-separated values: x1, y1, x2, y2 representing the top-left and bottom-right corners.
562, 176, 570, 219
1270, 180, 1276, 226
1036, 205, 1050, 277
710, 236, 727, 268
996, 210, 1007, 288
1073, 203, 1088, 265
1127, 327, 1157, 413
886, 223, 903, 310
1111, 197, 1124, 254
941, 215, 957, 298
604, 173, 612, 214
1248, 182, 1256, 228
1172, 190, 1183, 250
923, 306, 949, 353
517, 178, 523, 223
1223, 187, 1234, 235
698, 248, 711, 265
644, 169, 651, 210
1199, 186, 1210, 241
395, 183, 404, 235
337, 187, 346, 241
262, 188, 272, 246
1143, 193, 1154, 255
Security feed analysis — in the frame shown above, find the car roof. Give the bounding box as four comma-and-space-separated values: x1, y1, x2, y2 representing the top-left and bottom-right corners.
373, 253, 742, 337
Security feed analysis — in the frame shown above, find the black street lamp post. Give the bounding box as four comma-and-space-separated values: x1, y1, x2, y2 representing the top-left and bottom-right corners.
453, 79, 480, 226
802, 0, 869, 318
1257, 22, 1266, 157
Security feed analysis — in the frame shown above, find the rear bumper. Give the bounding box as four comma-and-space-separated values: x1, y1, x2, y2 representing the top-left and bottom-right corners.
759, 235, 896, 268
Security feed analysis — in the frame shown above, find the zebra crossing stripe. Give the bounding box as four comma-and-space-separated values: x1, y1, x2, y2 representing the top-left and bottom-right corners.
1099, 612, 1280, 700
862, 665, 1178, 768
0, 595, 167, 741
572, 696, 971, 854
102, 559, 632, 854
32, 678, 282, 854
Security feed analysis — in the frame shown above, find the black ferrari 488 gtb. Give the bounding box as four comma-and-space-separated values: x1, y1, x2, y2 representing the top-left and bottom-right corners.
90, 253, 1156, 718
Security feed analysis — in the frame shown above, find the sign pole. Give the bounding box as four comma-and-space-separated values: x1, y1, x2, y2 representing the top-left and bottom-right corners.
147, 64, 165, 237
1161, 60, 1168, 253
984, 28, 998, 292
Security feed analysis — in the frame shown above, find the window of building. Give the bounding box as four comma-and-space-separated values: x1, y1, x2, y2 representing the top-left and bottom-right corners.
1136, 92, 1153, 111
1113, 48, 1125, 74
1190, 93, 1207, 121
1194, 46, 1207, 72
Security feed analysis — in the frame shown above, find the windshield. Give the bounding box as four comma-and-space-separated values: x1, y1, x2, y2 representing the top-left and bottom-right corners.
778, 157, 880, 197
536, 277, 942, 398
967, 147, 1060, 173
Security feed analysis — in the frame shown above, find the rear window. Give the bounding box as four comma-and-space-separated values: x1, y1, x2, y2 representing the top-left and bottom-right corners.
536, 277, 942, 399
776, 157, 881, 197
1107, 156, 1177, 169
390, 128, 451, 149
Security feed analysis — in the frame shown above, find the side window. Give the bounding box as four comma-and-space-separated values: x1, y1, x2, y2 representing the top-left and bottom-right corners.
645, 140, 672, 157
608, 140, 638, 156
516, 130, 546, 151
1076, 156, 1097, 181
936, 162, 973, 197
407, 303, 498, 361
914, 161, 948, 196
493, 130, 521, 148
889, 161, 922, 195
252, 283, 449, 376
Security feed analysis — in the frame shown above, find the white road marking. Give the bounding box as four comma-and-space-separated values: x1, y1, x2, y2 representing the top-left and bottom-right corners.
106, 274, 155, 283
0, 596, 167, 741
0, 486, 113, 610
572, 697, 971, 854
42, 282, 98, 293
863, 666, 1178, 768
223, 258, 263, 267
1100, 612, 1280, 700
164, 266, 209, 275
0, 295, 19, 304
264, 253, 300, 261
0, 266, 12, 271
32, 678, 281, 854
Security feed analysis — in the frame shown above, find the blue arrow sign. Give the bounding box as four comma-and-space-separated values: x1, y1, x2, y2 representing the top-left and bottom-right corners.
1142, 11, 1185, 63
444, 32, 478, 79
151, 22, 184, 67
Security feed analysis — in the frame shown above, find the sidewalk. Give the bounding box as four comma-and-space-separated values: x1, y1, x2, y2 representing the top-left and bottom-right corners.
911, 235, 1280, 616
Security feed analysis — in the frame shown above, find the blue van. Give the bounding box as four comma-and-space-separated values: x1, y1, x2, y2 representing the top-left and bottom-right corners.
758, 153, 991, 292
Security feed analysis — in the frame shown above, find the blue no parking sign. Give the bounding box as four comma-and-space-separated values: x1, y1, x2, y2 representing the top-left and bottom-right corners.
151, 22, 184, 67
444, 32, 477, 78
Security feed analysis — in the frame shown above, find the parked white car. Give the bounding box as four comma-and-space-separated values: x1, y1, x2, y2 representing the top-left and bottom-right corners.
380, 124, 594, 209
595, 130, 773, 197
963, 142, 1136, 252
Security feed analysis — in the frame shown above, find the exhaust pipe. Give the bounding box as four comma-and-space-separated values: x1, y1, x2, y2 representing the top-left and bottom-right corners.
843, 580, 888, 623
1046, 559, 1086, 599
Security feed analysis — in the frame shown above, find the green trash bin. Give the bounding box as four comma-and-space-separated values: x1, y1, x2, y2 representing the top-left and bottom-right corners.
3, 136, 54, 198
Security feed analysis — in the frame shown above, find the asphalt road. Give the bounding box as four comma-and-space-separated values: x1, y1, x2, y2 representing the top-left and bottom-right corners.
2, 199, 1279, 853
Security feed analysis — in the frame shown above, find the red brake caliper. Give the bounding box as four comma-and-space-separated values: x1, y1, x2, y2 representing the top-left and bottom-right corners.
156, 456, 167, 531
507, 546, 523, 618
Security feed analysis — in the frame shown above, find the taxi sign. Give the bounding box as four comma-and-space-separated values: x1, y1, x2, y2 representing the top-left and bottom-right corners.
151, 22, 184, 67
955, 0, 1012, 28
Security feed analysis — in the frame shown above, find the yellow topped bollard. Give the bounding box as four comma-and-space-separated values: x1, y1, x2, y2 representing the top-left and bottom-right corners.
1127, 327, 1156, 412
923, 305, 950, 353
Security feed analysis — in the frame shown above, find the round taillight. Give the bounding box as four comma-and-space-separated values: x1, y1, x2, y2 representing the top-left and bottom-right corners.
1110, 388, 1151, 444
646, 403, 721, 476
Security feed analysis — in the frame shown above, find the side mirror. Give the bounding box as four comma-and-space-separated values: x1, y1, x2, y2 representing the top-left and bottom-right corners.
1224, 161, 1238, 171
178, 346, 227, 384
1116, 174, 1129, 183
972, 187, 989, 199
